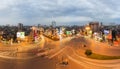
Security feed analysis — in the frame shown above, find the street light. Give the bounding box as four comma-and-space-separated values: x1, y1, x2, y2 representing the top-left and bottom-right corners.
85, 26, 91, 36
85, 26, 90, 30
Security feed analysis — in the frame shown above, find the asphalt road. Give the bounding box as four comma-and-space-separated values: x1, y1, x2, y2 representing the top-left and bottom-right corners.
0, 36, 56, 69
0, 35, 120, 69
0, 35, 73, 69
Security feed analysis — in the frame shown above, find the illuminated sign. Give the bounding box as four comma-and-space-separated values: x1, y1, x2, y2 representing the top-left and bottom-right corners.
104, 30, 109, 35
66, 31, 72, 35
17, 32, 25, 38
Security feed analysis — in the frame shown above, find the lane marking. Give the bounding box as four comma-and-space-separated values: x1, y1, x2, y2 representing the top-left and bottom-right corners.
48, 47, 67, 59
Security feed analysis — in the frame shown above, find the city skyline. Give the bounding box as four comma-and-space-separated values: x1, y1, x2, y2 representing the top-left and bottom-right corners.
0, 0, 120, 25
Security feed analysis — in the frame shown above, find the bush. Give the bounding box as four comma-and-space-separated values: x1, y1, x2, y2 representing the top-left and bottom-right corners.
85, 49, 92, 56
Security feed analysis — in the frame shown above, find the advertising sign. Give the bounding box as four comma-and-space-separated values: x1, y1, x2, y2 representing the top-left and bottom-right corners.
17, 32, 25, 38
17, 32, 21, 37
66, 31, 72, 35
104, 30, 109, 35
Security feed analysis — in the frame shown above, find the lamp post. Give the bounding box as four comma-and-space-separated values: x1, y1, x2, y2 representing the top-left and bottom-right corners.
59, 27, 63, 47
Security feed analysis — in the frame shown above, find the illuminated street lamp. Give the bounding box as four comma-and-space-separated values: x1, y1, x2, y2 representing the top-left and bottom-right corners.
85, 26, 90, 31
85, 26, 91, 36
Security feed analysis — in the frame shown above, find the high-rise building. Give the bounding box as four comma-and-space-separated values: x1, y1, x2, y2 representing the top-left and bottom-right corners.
18, 23, 23, 31
38, 24, 41, 28
51, 21, 56, 28
89, 22, 99, 32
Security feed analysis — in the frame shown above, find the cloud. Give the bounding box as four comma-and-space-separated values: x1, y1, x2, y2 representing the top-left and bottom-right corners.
36, 16, 93, 25
0, 0, 120, 25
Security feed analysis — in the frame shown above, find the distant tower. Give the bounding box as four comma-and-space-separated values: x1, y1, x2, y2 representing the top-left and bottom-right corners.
101, 22, 103, 26
38, 24, 41, 28
52, 21, 56, 28
18, 23, 23, 31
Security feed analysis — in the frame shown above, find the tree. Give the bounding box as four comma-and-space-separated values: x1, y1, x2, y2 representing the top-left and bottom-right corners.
85, 49, 92, 56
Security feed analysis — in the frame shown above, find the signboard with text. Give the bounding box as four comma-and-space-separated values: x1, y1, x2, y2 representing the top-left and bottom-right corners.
17, 32, 25, 38
66, 31, 72, 35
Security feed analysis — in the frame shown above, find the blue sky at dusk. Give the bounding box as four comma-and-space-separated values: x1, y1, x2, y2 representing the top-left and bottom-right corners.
0, 0, 120, 25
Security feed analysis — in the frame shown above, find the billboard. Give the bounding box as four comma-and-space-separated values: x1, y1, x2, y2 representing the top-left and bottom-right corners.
17, 32, 25, 38
104, 30, 109, 35
66, 31, 72, 35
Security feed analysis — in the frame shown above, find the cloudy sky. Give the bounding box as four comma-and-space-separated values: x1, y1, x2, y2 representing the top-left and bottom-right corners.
0, 0, 120, 25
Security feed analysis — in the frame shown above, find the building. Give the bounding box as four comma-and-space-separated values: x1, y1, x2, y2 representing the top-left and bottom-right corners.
89, 22, 99, 32
38, 24, 41, 28
51, 21, 56, 28
18, 23, 23, 31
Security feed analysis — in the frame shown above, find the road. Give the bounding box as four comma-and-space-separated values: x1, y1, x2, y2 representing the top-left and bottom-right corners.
0, 35, 74, 69
48, 36, 120, 69
85, 37, 120, 56
0, 35, 120, 69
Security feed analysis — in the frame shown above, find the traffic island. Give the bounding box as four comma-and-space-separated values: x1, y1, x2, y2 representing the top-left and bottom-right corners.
87, 53, 120, 60
85, 50, 120, 60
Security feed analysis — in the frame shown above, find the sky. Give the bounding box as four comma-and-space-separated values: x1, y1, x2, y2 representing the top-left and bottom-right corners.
0, 0, 120, 26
